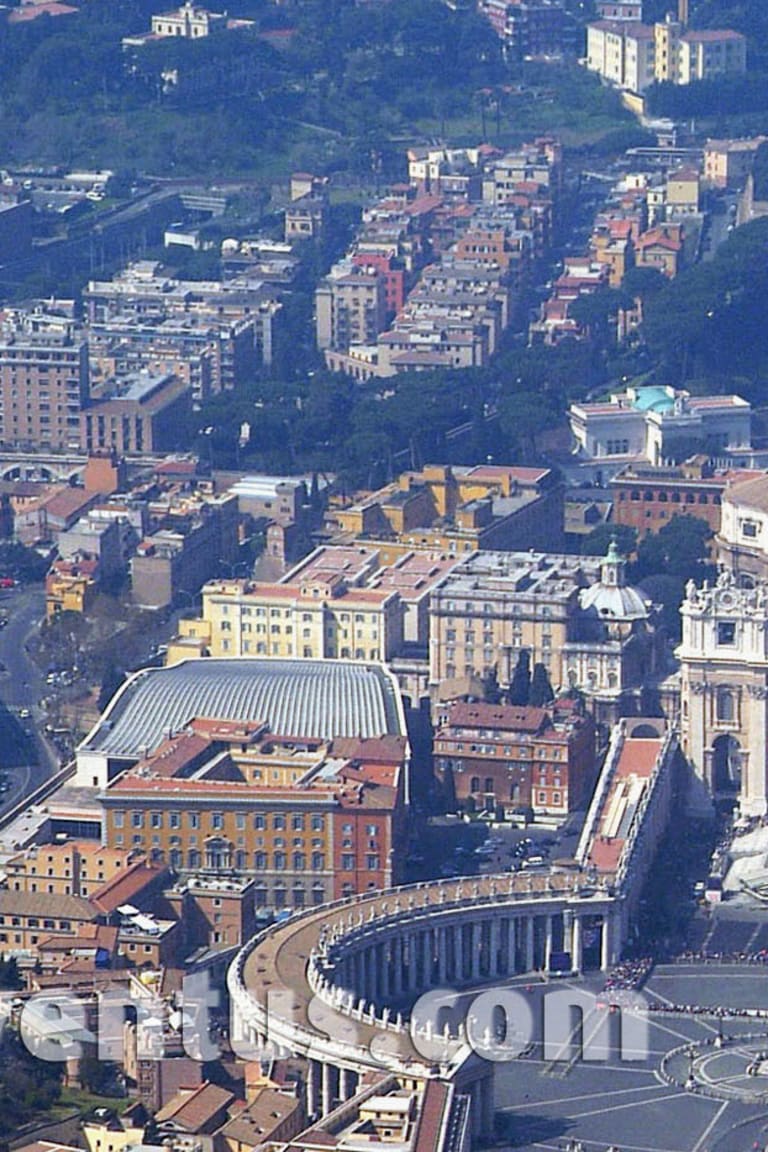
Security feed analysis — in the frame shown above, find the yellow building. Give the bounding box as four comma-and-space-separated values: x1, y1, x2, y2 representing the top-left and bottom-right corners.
45, 558, 98, 618
5, 841, 135, 897
192, 570, 403, 662
331, 463, 564, 556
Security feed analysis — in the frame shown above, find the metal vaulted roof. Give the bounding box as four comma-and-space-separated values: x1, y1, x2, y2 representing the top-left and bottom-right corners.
81, 659, 404, 759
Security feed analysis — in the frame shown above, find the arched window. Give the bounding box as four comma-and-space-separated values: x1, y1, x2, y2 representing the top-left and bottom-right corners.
717, 688, 735, 723
484, 777, 494, 794
470, 776, 481, 793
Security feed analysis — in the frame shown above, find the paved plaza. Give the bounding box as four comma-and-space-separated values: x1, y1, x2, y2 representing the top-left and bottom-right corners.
494, 964, 768, 1152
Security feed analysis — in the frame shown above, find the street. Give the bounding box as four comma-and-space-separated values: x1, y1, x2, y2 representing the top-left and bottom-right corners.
0, 585, 58, 811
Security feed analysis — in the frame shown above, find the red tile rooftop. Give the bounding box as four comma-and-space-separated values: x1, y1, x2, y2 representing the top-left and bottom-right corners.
444, 702, 548, 733
8, 2, 77, 19
90, 859, 168, 915
684, 28, 744, 40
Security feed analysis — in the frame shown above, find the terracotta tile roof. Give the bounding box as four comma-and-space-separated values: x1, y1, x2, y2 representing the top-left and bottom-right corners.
219, 1088, 300, 1145
155, 1082, 235, 1133
0, 889, 97, 921
90, 860, 168, 915
443, 702, 548, 733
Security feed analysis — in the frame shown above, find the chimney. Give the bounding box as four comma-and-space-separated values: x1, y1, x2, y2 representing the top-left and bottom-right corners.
678, 0, 689, 25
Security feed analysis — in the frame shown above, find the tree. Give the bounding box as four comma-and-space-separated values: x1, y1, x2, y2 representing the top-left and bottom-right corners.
581, 523, 637, 557
0, 958, 21, 990
507, 649, 531, 706
529, 663, 554, 707
633, 514, 714, 636
98, 662, 125, 712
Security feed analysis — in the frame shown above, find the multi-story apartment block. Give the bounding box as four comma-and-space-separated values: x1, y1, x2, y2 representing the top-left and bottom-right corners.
4, 841, 135, 897
130, 490, 239, 609
315, 262, 388, 352
0, 309, 89, 451
193, 563, 403, 661
80, 370, 191, 455
434, 700, 596, 819
703, 137, 767, 189
587, 10, 745, 91
84, 261, 281, 384
478, 0, 578, 59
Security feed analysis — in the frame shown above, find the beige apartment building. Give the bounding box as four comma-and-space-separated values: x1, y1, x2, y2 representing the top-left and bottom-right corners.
0, 310, 89, 451
180, 564, 403, 661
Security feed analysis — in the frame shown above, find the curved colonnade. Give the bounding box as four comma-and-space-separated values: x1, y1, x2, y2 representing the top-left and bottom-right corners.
229, 870, 622, 1136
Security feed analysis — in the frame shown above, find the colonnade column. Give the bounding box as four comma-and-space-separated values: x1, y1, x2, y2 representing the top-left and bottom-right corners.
507, 918, 516, 974
307, 1058, 320, 1116
407, 932, 418, 992
471, 921, 482, 981
571, 915, 582, 973
454, 923, 464, 982
601, 912, 613, 972
391, 936, 402, 998
321, 1062, 334, 1116
525, 917, 534, 973
544, 915, 553, 972
339, 1067, 357, 1101
437, 926, 448, 983
489, 917, 500, 979
422, 929, 432, 988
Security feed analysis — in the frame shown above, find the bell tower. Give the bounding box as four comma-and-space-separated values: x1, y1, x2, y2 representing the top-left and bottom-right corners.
678, 571, 768, 816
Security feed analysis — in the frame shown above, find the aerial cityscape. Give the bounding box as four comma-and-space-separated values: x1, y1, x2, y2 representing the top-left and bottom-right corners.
0, 0, 767, 1150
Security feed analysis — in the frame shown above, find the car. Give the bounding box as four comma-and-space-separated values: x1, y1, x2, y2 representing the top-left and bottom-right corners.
18, 708, 30, 719
0, 577, 14, 589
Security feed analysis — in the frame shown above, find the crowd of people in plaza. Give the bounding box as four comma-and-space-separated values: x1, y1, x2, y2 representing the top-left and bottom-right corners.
602, 956, 654, 992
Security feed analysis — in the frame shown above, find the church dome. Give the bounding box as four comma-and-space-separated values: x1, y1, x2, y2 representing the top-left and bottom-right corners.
579, 539, 650, 621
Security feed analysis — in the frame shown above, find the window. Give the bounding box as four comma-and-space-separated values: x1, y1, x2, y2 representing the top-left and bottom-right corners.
274, 814, 286, 830
470, 776, 480, 793
312, 852, 325, 870
254, 851, 267, 870
743, 520, 759, 538
274, 852, 286, 871
131, 812, 144, 829
341, 853, 355, 870
718, 621, 736, 645
189, 812, 200, 829
311, 815, 324, 832
292, 814, 304, 831
254, 814, 265, 830
150, 812, 162, 829
211, 812, 224, 830
293, 852, 306, 871
716, 688, 735, 722
113, 811, 124, 828
366, 854, 380, 870
169, 811, 180, 829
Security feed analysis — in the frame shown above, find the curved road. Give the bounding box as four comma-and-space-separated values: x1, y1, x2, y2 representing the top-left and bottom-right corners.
0, 586, 59, 814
